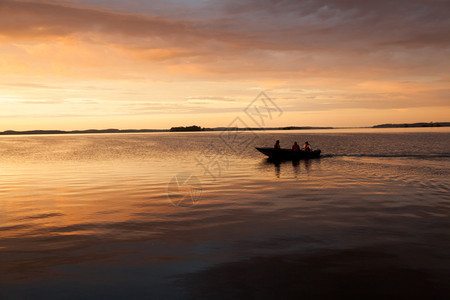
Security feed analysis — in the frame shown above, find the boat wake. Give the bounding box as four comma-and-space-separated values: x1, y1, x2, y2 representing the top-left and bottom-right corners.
323, 153, 450, 159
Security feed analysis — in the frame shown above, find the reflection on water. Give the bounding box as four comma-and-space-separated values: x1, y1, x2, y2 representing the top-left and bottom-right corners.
0, 131, 449, 298
263, 158, 316, 179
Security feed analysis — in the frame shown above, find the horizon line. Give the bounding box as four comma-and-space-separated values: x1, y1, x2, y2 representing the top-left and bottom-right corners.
1, 122, 449, 136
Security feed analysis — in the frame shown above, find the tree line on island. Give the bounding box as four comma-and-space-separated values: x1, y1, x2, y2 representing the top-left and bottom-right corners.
169, 125, 204, 132
372, 122, 449, 128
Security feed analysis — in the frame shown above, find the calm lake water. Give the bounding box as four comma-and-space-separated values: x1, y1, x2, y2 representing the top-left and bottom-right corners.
0, 128, 449, 299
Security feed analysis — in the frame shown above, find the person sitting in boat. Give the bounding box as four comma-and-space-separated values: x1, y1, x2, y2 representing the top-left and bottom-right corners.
274, 140, 281, 149
303, 141, 312, 152
292, 142, 300, 151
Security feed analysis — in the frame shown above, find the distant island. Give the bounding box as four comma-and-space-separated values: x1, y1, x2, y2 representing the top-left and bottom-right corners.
170, 125, 204, 132
0, 129, 167, 135
372, 122, 450, 128
202, 126, 334, 131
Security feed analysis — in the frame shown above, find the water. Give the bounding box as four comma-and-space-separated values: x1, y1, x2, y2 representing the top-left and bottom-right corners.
0, 129, 449, 299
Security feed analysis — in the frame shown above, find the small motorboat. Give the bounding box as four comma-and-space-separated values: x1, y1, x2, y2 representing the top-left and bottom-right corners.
256, 147, 321, 160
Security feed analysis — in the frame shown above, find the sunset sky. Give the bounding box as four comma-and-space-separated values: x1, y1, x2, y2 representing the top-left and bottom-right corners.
1, 0, 449, 130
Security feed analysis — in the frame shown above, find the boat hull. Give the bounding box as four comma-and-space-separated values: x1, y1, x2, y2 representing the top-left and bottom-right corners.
256, 147, 321, 160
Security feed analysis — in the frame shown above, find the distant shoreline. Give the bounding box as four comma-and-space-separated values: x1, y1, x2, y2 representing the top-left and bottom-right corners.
372, 122, 449, 128
0, 122, 448, 136
0, 129, 168, 136
0, 127, 333, 135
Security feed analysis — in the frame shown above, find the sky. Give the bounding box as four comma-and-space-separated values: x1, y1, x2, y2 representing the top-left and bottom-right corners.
1, 0, 449, 130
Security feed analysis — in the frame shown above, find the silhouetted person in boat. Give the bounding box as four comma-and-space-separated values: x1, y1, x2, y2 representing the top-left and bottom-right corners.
274, 140, 281, 149
303, 141, 312, 152
292, 141, 300, 151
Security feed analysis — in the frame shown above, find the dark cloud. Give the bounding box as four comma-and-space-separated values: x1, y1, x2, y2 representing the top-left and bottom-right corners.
2, 0, 449, 51
0, 0, 205, 44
